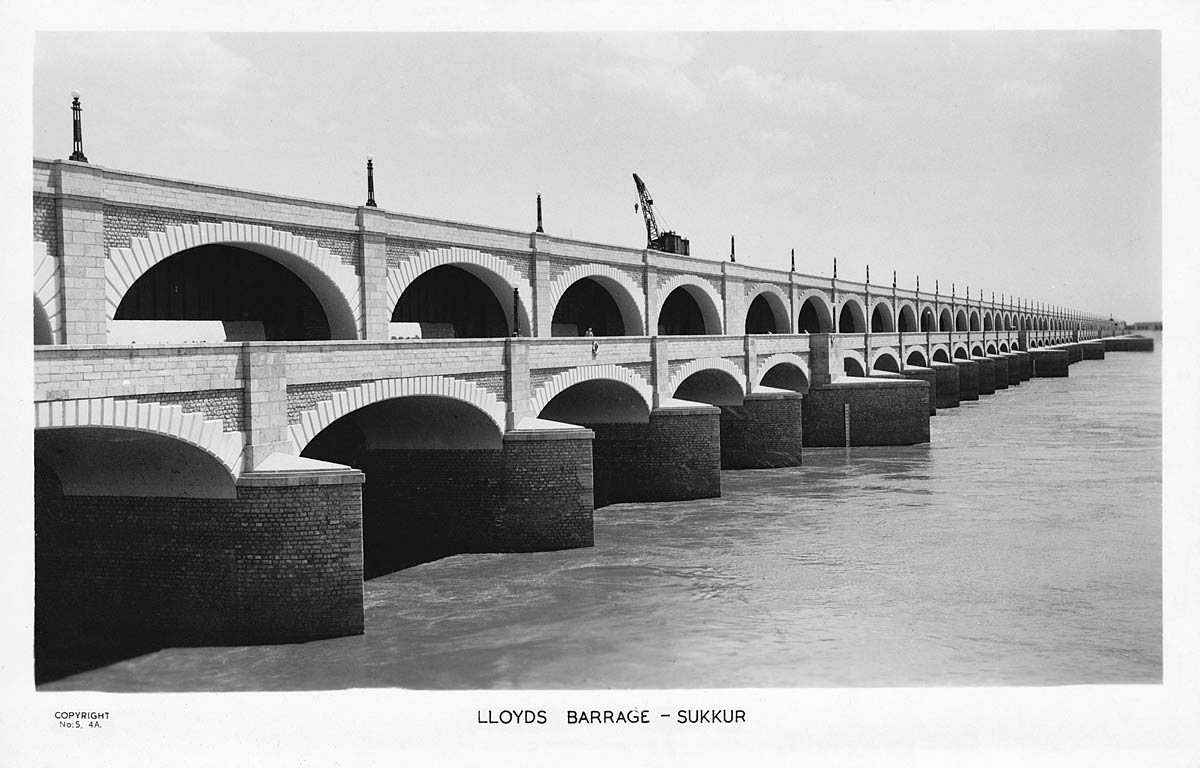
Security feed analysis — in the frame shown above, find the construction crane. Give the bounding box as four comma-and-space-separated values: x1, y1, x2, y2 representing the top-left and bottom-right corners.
632, 173, 690, 255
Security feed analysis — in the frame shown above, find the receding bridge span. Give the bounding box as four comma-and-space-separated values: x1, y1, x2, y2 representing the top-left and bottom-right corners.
31, 157, 1151, 683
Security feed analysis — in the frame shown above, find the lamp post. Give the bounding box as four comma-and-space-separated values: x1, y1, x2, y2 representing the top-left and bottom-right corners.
365, 156, 377, 207
69, 91, 88, 163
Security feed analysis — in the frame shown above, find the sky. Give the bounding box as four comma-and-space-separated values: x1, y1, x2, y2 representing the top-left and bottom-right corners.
29, 30, 1161, 322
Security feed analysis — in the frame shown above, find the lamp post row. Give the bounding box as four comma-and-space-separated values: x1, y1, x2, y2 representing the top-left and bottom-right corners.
62, 93, 1104, 327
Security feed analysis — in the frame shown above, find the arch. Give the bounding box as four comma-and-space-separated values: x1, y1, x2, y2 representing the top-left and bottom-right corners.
744, 284, 791, 334
387, 246, 532, 336
289, 376, 506, 454
106, 222, 360, 338
34, 397, 244, 477
548, 264, 645, 336
932, 347, 951, 363
986, 342, 997, 354
897, 302, 918, 333
667, 357, 746, 399
920, 305, 936, 332
755, 353, 811, 393
871, 350, 900, 372
870, 299, 895, 333
797, 290, 835, 333
842, 349, 867, 377
657, 275, 724, 334
953, 346, 969, 360
971, 344, 984, 357
34, 296, 53, 345
955, 309, 969, 332
674, 368, 746, 407
939, 307, 954, 332
531, 364, 653, 418
999, 342, 1009, 353
838, 298, 867, 333
33, 241, 61, 344
969, 310, 981, 332
906, 349, 928, 367
984, 312, 994, 331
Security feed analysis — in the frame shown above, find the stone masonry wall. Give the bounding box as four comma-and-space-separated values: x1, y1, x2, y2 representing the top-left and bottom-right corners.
583, 409, 721, 508
802, 380, 930, 447
34, 196, 58, 252
954, 360, 980, 400
35, 469, 364, 683
116, 388, 244, 431
103, 204, 362, 272
718, 394, 804, 469
930, 362, 960, 409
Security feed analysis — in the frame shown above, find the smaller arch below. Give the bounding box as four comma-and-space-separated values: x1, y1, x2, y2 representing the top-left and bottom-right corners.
667, 357, 745, 399
932, 347, 951, 363
532, 364, 653, 421
953, 346, 969, 360
906, 349, 928, 367
971, 344, 984, 357
842, 351, 867, 378
986, 342, 997, 354
757, 359, 810, 394
999, 342, 1009, 353
674, 368, 745, 406
871, 351, 900, 373
539, 378, 651, 424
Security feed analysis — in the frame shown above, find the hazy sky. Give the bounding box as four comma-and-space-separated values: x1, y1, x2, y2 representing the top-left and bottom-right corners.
32, 31, 1161, 321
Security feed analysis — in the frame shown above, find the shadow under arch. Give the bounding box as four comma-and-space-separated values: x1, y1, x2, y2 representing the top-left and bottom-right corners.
113, 243, 357, 340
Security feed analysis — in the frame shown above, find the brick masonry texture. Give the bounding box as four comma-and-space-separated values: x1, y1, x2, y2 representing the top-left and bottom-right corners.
953, 360, 980, 401
1081, 342, 1106, 360
901, 368, 938, 415
1031, 349, 1070, 377
974, 357, 996, 395
988, 356, 1009, 390
116, 388, 244, 431
34, 196, 58, 251
287, 380, 368, 423
35, 466, 363, 682
583, 410, 721, 508
1004, 355, 1022, 385
385, 237, 533, 283
802, 381, 930, 447
719, 395, 803, 469
930, 363, 961, 409
103, 204, 362, 273
460, 372, 506, 399
351, 440, 592, 577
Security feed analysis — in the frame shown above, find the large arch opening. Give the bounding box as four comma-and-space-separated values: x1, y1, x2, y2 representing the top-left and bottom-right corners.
870, 302, 895, 333
907, 350, 928, 367
658, 285, 720, 335
898, 305, 917, 333
302, 396, 503, 577
984, 313, 993, 331
34, 296, 53, 345
551, 276, 638, 337
393, 264, 511, 338
34, 427, 238, 683
760, 363, 809, 394
113, 243, 350, 341
939, 308, 953, 332
955, 309, 969, 332
920, 307, 935, 332
745, 292, 790, 334
797, 296, 834, 333
970, 311, 982, 332
873, 352, 900, 373
838, 301, 866, 333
